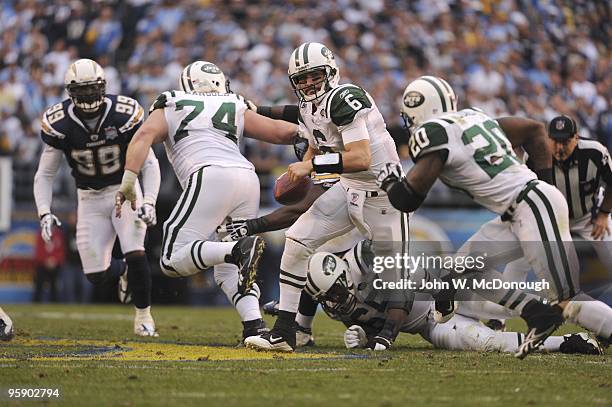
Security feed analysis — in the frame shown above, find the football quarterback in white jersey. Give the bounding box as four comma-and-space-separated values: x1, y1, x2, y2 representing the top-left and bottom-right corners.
300, 243, 602, 355
115, 61, 299, 340
378, 76, 612, 358
245, 42, 409, 352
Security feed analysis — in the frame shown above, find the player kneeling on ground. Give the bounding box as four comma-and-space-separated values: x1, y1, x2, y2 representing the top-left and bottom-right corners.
115, 61, 299, 340
301, 242, 602, 355
34, 59, 160, 337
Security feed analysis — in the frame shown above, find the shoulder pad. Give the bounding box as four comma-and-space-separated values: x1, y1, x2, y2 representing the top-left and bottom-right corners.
40, 102, 68, 140
327, 84, 372, 127
149, 90, 180, 114
111, 94, 144, 133
409, 121, 449, 161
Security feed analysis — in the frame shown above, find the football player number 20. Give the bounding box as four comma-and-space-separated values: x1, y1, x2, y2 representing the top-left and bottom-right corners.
71, 145, 121, 176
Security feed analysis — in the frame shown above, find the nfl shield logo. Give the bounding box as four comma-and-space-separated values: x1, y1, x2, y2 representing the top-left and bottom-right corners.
104, 126, 119, 140
555, 120, 565, 130
90, 133, 99, 141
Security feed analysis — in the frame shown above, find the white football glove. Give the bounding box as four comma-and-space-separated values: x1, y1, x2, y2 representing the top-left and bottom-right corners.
344, 325, 368, 349
138, 203, 157, 226
216, 218, 252, 242
40, 213, 61, 243
376, 162, 404, 191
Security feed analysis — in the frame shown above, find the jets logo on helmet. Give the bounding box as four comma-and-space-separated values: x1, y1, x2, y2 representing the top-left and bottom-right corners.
64, 58, 106, 114
400, 75, 457, 132
322, 255, 337, 276
403, 91, 425, 108
179, 61, 230, 94
288, 42, 340, 102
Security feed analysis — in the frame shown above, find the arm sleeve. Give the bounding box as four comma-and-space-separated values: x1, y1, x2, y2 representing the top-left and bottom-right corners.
33, 145, 63, 217
339, 114, 369, 144
140, 148, 161, 205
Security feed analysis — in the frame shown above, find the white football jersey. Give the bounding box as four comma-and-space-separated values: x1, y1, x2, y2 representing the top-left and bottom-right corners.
150, 90, 254, 187
299, 83, 399, 190
409, 108, 537, 214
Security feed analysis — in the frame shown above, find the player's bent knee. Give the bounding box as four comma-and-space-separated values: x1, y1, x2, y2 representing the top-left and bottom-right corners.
125, 250, 145, 261
85, 271, 106, 285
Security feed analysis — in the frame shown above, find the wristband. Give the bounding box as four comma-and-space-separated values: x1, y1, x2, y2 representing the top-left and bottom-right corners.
120, 169, 138, 189
312, 153, 343, 174
599, 208, 611, 215
256, 106, 272, 117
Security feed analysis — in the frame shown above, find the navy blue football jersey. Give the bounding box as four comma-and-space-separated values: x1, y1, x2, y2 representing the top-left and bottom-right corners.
40, 95, 144, 190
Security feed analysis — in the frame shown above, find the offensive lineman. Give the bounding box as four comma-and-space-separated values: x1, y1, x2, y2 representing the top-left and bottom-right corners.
33, 59, 160, 336
245, 42, 409, 352
302, 242, 602, 355
377, 76, 612, 358
115, 61, 299, 339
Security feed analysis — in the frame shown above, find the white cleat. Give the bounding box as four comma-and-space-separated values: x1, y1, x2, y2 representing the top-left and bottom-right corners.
244, 332, 294, 352
0, 309, 14, 341
134, 307, 159, 337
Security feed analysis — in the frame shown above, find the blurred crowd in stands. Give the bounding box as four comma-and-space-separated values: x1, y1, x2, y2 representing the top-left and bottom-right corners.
1, 0, 610, 207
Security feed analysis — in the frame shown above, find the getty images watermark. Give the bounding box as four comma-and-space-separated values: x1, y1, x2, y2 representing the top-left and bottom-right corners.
371, 253, 550, 292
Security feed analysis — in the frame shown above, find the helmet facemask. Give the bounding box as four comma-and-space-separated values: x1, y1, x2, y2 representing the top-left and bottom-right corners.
290, 66, 336, 102
317, 271, 357, 315
66, 78, 106, 114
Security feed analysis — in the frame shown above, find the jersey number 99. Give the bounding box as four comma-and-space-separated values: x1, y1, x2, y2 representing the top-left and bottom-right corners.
71, 145, 121, 176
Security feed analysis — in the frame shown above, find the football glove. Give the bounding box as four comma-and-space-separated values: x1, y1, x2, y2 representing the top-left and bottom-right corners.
138, 203, 157, 226
40, 213, 61, 243
376, 162, 404, 192
367, 335, 392, 351
116, 170, 138, 211
344, 325, 368, 349
217, 218, 253, 242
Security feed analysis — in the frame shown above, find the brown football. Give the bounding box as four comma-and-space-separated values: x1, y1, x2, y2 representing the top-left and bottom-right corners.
274, 172, 312, 205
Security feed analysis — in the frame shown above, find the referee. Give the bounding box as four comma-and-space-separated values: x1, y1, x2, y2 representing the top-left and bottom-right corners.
549, 115, 612, 242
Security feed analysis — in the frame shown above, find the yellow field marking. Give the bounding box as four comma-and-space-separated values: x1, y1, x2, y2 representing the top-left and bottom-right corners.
2, 338, 345, 362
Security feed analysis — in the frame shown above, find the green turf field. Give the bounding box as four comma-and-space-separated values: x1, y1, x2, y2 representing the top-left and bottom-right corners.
0, 304, 609, 406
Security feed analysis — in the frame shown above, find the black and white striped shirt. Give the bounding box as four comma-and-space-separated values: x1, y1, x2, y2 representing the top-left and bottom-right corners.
552, 138, 612, 220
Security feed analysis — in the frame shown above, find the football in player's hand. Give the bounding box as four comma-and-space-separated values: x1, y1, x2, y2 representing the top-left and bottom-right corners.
274, 172, 312, 205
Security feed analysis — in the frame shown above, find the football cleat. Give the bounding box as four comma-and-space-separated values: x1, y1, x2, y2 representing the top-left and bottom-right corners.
559, 333, 603, 355
295, 323, 315, 347
485, 319, 506, 331
134, 308, 159, 337
245, 331, 295, 352
118, 266, 132, 304
515, 300, 564, 359
262, 300, 279, 316
0, 315, 14, 341
242, 318, 269, 341
229, 236, 265, 294
434, 299, 456, 324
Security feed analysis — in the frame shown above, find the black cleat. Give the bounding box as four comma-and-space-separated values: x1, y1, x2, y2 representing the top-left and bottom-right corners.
229, 236, 265, 294
434, 299, 456, 323
485, 319, 506, 331
242, 318, 269, 341
515, 300, 564, 359
0, 318, 13, 341
262, 300, 279, 316
559, 333, 603, 355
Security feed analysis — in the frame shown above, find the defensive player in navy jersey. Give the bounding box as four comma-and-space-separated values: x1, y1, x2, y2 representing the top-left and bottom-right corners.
33, 59, 161, 337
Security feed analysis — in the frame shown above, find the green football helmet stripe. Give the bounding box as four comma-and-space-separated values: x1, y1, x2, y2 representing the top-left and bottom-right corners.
420, 76, 447, 112
302, 42, 311, 65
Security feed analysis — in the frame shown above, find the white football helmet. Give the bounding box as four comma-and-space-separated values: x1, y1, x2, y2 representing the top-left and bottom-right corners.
64, 58, 106, 113
288, 42, 339, 102
305, 252, 356, 315
400, 76, 457, 132
179, 61, 229, 93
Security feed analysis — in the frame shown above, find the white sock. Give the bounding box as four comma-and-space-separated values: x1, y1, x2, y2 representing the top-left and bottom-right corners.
541, 335, 564, 351
563, 295, 612, 339
201, 241, 237, 266
214, 264, 261, 321
135, 306, 151, 318
296, 313, 315, 329
278, 238, 312, 313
